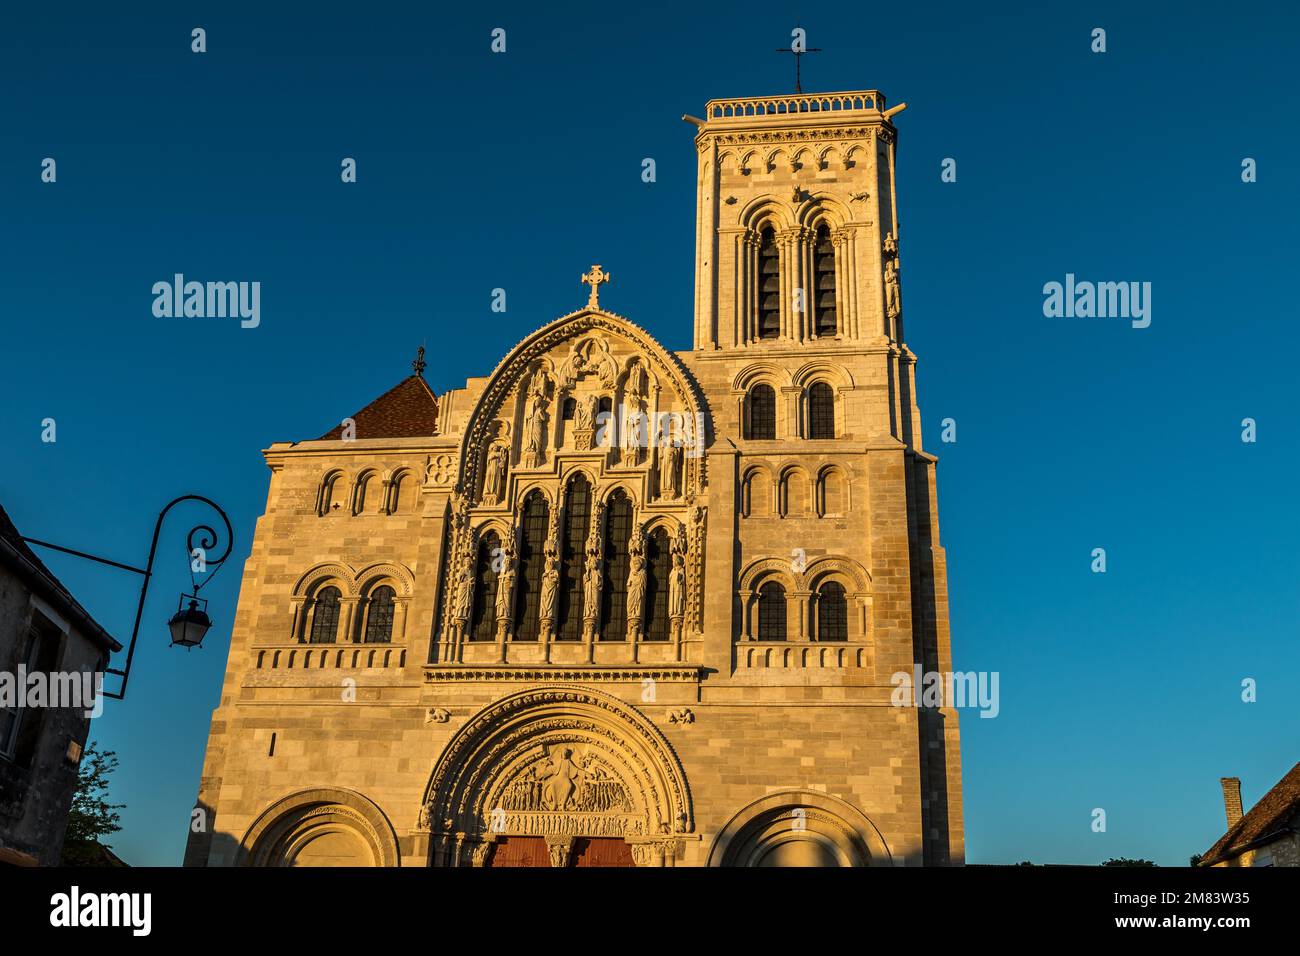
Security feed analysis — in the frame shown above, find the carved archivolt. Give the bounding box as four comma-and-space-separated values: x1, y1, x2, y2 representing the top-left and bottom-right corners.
738, 554, 869, 594
292, 561, 415, 598
238, 787, 401, 867
707, 789, 891, 868
422, 687, 694, 867
457, 309, 709, 505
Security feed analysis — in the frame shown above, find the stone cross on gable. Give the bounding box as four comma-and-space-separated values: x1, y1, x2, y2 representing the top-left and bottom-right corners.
581, 264, 611, 309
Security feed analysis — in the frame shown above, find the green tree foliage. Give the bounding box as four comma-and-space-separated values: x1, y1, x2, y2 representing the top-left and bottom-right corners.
1101, 857, 1157, 867
60, 741, 125, 866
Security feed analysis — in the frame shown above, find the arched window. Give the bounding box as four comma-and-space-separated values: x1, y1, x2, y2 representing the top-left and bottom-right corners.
817, 582, 848, 641
744, 469, 772, 518
757, 582, 786, 641
758, 226, 780, 339
600, 491, 632, 641
814, 223, 837, 336
353, 473, 374, 515
562, 397, 577, 420
557, 476, 591, 641
309, 586, 341, 644
318, 472, 344, 516
470, 532, 501, 642
364, 586, 395, 643
644, 528, 671, 642
387, 472, 408, 515
818, 467, 846, 516
808, 382, 835, 439
782, 470, 808, 517
747, 384, 776, 440
513, 493, 549, 641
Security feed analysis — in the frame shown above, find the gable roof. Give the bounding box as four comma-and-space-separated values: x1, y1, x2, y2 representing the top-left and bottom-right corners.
0, 503, 122, 653
317, 374, 439, 440
1200, 762, 1300, 865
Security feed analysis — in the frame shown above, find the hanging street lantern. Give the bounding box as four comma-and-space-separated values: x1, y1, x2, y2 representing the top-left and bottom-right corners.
167, 593, 213, 649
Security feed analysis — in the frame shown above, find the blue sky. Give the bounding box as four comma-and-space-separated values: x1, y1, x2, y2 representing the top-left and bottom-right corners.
1, 1, 1297, 866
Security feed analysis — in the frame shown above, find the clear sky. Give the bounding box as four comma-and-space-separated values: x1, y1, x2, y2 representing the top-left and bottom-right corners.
2, 1, 1297, 866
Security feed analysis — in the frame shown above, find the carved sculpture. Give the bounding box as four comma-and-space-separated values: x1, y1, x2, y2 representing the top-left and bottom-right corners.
668, 551, 686, 620
482, 443, 509, 504
494, 534, 516, 638
539, 560, 560, 628
884, 233, 901, 319
626, 551, 646, 630
522, 369, 550, 468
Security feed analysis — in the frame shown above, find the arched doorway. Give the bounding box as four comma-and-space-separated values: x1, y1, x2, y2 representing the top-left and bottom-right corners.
707, 789, 891, 868
422, 687, 693, 867
238, 788, 401, 867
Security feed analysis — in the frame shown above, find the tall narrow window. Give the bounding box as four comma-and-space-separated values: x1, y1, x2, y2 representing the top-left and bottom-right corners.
513, 493, 549, 641
814, 224, 837, 336
817, 582, 848, 641
757, 583, 787, 641
470, 532, 501, 641
758, 226, 780, 339
319, 472, 343, 516
600, 491, 632, 641
364, 586, 396, 643
309, 586, 341, 644
353, 473, 373, 515
808, 382, 836, 439
0, 629, 45, 758
557, 476, 591, 641
644, 528, 671, 642
388, 472, 407, 515
747, 384, 776, 440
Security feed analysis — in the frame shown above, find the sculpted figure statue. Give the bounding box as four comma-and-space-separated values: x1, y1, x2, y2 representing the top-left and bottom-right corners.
539, 558, 560, 625
482, 443, 508, 503
454, 564, 474, 622
494, 536, 516, 622
540, 747, 583, 811
885, 256, 901, 318
582, 551, 602, 618
668, 551, 686, 619
626, 362, 648, 400
621, 402, 644, 462
574, 393, 595, 430
626, 552, 646, 623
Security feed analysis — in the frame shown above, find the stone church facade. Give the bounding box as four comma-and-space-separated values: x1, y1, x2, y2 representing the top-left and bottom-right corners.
185, 88, 964, 868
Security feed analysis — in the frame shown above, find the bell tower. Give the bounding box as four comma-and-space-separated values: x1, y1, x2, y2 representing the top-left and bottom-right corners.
684, 89, 920, 449
686, 90, 907, 354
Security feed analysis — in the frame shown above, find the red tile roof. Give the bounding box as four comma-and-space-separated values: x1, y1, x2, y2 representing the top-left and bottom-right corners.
1200, 762, 1300, 865
317, 375, 439, 440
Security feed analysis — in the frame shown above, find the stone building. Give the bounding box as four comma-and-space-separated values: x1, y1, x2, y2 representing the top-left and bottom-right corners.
0, 504, 120, 867
185, 88, 964, 867
1199, 766, 1300, 867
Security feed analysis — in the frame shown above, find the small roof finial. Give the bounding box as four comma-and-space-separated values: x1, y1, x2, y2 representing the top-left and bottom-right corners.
581, 264, 611, 309
412, 344, 427, 377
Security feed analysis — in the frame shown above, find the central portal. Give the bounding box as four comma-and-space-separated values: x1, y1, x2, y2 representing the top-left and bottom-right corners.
421, 687, 693, 867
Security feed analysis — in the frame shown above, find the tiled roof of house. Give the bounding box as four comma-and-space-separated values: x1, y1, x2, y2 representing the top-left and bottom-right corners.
0, 503, 121, 652
317, 374, 439, 440
1201, 762, 1300, 865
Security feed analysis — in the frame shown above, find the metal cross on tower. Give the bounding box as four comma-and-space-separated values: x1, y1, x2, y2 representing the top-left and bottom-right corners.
776, 31, 822, 94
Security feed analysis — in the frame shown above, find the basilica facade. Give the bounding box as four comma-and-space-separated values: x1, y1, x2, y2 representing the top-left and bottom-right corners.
184, 88, 964, 867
